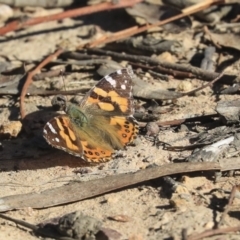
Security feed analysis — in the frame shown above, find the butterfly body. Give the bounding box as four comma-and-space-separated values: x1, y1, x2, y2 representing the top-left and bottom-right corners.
43, 69, 139, 163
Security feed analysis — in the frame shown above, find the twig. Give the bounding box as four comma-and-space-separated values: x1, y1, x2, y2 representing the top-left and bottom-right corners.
33, 68, 64, 81
0, 213, 38, 231
148, 70, 170, 81
180, 72, 224, 97
0, 162, 220, 211
130, 62, 196, 79
0, 85, 90, 96
155, 113, 218, 127
136, 113, 218, 128
0, 0, 142, 35
1, 154, 240, 212
28, 88, 90, 96
187, 225, 240, 240
217, 185, 238, 227
85, 0, 224, 48
0, 213, 74, 240
20, 49, 63, 119
87, 48, 240, 84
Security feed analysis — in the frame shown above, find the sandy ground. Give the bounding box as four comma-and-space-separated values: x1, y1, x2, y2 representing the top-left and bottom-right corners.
1, 4, 240, 240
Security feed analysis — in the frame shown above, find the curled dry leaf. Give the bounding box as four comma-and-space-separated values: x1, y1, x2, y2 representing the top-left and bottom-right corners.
204, 30, 240, 51
163, 0, 233, 23
126, 2, 191, 33
129, 234, 144, 240
108, 214, 132, 222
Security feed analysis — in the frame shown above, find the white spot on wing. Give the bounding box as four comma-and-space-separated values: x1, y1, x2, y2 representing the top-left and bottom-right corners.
55, 138, 60, 142
43, 129, 47, 134
105, 75, 116, 87
121, 84, 126, 90
117, 69, 122, 74
47, 122, 57, 134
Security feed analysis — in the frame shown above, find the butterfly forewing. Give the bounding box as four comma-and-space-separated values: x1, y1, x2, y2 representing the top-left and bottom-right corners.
43, 116, 83, 157
44, 115, 116, 162
80, 69, 135, 116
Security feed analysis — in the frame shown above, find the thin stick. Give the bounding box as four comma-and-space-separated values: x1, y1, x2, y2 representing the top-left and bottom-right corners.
20, 49, 63, 119
0, 162, 220, 211
217, 185, 238, 227
187, 225, 240, 240
0, 0, 142, 35
180, 72, 224, 97
85, 0, 224, 48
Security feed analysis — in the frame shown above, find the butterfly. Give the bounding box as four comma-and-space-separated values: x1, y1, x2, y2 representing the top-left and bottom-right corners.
43, 68, 139, 163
